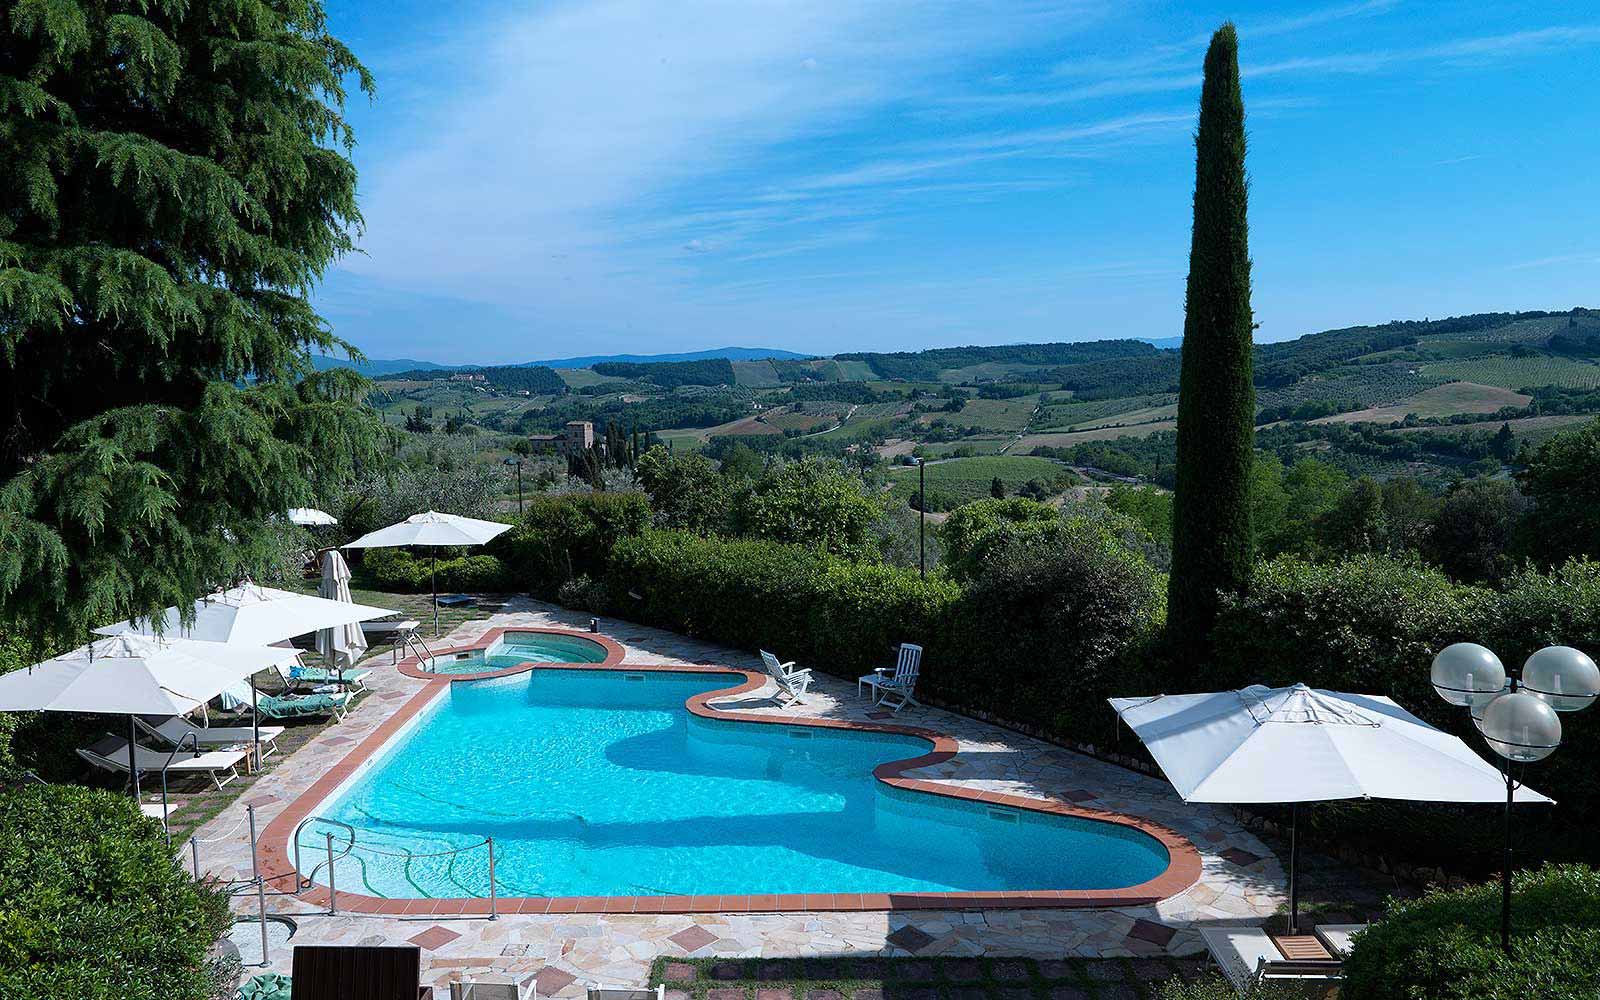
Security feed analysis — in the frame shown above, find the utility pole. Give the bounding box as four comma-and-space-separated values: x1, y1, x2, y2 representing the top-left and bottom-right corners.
918, 458, 926, 579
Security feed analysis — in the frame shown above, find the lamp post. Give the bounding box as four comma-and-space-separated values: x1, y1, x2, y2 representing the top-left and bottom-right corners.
1431, 642, 1599, 954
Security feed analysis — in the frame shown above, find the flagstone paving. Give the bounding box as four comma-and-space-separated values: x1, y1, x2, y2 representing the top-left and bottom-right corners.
194, 599, 1284, 995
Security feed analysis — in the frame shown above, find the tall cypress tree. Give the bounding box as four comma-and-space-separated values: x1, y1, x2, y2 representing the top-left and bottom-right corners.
1167, 24, 1256, 655
1, 2, 386, 639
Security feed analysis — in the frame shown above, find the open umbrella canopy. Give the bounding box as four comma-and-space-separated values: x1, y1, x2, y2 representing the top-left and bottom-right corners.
94, 582, 396, 647
1108, 683, 1551, 805
0, 634, 300, 716
287, 507, 338, 526
341, 510, 511, 549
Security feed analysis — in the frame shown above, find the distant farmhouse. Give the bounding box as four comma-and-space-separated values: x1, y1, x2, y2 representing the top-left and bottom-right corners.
527, 420, 597, 456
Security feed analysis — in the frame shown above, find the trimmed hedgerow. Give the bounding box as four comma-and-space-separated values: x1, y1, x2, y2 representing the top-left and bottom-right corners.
1342, 864, 1600, 1000
605, 531, 959, 677
360, 548, 507, 593
0, 784, 232, 1000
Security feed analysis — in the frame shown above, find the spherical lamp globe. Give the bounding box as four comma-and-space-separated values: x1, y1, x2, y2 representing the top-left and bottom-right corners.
1522, 646, 1600, 713
1469, 681, 1513, 729
1431, 643, 1506, 707
1480, 691, 1562, 763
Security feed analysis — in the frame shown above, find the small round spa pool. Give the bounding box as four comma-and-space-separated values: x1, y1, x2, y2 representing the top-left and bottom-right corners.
425, 630, 610, 674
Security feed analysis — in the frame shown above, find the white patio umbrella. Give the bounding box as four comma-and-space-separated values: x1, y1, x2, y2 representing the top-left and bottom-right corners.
287, 507, 338, 526
342, 511, 512, 636
94, 582, 397, 647
0, 635, 301, 798
95, 582, 396, 765
316, 550, 368, 671
1109, 683, 1552, 932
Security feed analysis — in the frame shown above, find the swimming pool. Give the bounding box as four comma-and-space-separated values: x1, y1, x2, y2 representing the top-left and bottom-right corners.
295, 667, 1174, 902
423, 630, 610, 674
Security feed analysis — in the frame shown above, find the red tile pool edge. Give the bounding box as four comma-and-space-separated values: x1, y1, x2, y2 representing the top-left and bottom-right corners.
259, 636, 1202, 914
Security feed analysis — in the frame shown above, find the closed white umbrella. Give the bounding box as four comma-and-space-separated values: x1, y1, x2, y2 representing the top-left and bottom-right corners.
316, 550, 368, 671
287, 507, 338, 526
1109, 683, 1552, 931
0, 635, 300, 797
342, 511, 511, 635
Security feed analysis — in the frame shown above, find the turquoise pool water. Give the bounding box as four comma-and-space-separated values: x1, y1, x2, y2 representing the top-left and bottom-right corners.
300, 670, 1170, 899
424, 631, 609, 674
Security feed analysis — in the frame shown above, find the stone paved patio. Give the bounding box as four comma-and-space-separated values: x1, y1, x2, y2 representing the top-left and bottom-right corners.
196, 600, 1284, 995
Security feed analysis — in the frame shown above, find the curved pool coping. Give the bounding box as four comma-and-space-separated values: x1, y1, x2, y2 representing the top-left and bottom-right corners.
260, 627, 1201, 915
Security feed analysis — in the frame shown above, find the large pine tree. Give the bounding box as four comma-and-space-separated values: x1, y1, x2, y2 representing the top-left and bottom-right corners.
0, 1, 386, 639
1167, 24, 1256, 654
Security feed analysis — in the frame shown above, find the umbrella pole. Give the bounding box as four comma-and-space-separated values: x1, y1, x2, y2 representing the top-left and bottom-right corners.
431, 551, 439, 637
1288, 802, 1300, 934
251, 677, 261, 772
128, 715, 141, 800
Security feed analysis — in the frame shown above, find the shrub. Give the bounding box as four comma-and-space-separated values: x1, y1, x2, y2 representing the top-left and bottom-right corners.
360, 549, 507, 592
945, 514, 1167, 744
493, 492, 650, 597
1342, 864, 1600, 1000
0, 784, 232, 1000
1156, 974, 1318, 999
605, 531, 959, 677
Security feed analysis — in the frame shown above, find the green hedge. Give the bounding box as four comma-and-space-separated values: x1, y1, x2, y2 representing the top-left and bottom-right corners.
360, 548, 508, 593
605, 531, 959, 676
492, 492, 650, 598
0, 784, 232, 1000
1343, 864, 1600, 1000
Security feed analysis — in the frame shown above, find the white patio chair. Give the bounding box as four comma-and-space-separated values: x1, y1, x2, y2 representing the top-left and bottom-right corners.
759, 649, 813, 706
77, 735, 248, 790
859, 643, 922, 711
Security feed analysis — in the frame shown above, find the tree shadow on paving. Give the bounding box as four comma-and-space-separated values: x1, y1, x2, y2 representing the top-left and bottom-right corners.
651, 955, 1215, 1000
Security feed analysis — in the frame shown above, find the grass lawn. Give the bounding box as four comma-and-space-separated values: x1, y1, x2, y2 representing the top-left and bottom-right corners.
651, 954, 1215, 1000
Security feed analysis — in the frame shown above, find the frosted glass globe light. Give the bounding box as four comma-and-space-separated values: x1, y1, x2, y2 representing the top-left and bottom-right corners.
1469, 681, 1513, 729
1432, 643, 1506, 707
1522, 646, 1600, 713
1480, 691, 1562, 763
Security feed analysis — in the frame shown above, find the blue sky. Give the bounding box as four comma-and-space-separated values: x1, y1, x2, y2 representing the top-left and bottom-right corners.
316, 1, 1600, 365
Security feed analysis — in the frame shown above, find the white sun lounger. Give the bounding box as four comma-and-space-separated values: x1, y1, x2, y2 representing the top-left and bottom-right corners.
759, 650, 813, 706
139, 716, 285, 761
1198, 926, 1343, 994
77, 735, 249, 790
858, 643, 922, 711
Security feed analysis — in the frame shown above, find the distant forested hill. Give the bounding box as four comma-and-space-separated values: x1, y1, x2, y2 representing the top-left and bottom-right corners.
592, 358, 736, 387
837, 340, 1157, 381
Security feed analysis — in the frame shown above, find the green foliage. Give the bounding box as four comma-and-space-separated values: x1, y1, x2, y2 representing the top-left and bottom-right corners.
1157, 974, 1319, 999
839, 340, 1156, 381
1343, 864, 1600, 1000
1519, 416, 1600, 565
0, 783, 232, 1000
1168, 23, 1256, 654
948, 512, 1167, 745
359, 549, 507, 593
592, 358, 734, 387
1317, 475, 1388, 555
492, 492, 650, 598
635, 445, 730, 534
1105, 485, 1174, 548
1424, 478, 1529, 583
734, 459, 883, 558
0, 0, 387, 639
606, 531, 960, 677
936, 497, 1061, 581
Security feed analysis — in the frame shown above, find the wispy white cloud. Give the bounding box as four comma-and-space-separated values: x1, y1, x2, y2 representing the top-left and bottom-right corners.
1508, 251, 1600, 271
